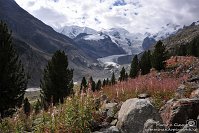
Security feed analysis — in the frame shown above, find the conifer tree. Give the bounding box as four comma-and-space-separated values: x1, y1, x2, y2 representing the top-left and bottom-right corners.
177, 45, 187, 56
140, 51, 152, 75
111, 72, 116, 85
91, 80, 96, 92
80, 77, 87, 92
0, 21, 28, 117
129, 55, 139, 78
102, 79, 106, 87
125, 72, 128, 81
40, 50, 73, 105
95, 80, 102, 91
151, 41, 167, 71
106, 78, 109, 85
23, 98, 31, 116
119, 67, 126, 81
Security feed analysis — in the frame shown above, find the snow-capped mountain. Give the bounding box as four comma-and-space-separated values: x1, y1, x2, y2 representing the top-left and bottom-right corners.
152, 23, 182, 40
102, 28, 146, 54
56, 26, 98, 39
58, 26, 146, 55
57, 23, 183, 56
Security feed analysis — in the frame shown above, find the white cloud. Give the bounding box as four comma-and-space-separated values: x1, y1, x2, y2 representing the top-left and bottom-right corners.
15, 0, 199, 34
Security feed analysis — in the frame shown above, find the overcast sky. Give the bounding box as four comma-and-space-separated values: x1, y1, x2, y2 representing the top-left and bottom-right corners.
15, 0, 199, 34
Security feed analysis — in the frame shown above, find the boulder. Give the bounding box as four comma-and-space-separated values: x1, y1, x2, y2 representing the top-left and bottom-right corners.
116, 98, 161, 133
176, 124, 198, 133
160, 98, 199, 131
93, 126, 120, 133
143, 119, 165, 133
190, 89, 199, 99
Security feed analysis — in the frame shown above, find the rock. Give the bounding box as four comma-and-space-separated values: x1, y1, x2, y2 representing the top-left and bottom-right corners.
138, 93, 150, 99
101, 95, 108, 102
101, 102, 117, 118
116, 98, 161, 133
110, 119, 118, 126
107, 126, 120, 133
93, 126, 120, 133
190, 89, 199, 99
176, 124, 197, 133
187, 76, 199, 82
160, 98, 199, 131
175, 84, 186, 98
143, 119, 164, 133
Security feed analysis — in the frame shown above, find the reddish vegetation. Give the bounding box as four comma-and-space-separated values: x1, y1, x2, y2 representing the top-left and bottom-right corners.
94, 56, 196, 108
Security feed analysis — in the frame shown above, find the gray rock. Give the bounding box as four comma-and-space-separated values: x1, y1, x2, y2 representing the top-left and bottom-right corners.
176, 124, 197, 133
190, 89, 199, 99
107, 126, 120, 133
93, 126, 120, 133
143, 119, 165, 133
110, 119, 118, 126
138, 93, 150, 99
116, 98, 161, 133
175, 84, 186, 98
101, 102, 117, 118
160, 98, 199, 131
187, 76, 199, 82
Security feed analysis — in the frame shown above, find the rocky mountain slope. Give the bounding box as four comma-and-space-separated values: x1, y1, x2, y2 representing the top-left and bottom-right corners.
163, 22, 199, 52
74, 33, 126, 59
0, 0, 102, 86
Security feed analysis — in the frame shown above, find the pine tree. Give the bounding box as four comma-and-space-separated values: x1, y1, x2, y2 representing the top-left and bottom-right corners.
125, 72, 128, 81
95, 80, 102, 91
129, 55, 139, 78
177, 45, 187, 56
88, 76, 95, 92
102, 79, 106, 87
91, 80, 96, 92
119, 67, 126, 81
80, 77, 87, 92
106, 78, 109, 85
151, 41, 167, 71
23, 98, 31, 116
111, 72, 116, 85
140, 51, 152, 75
40, 50, 73, 105
0, 21, 28, 117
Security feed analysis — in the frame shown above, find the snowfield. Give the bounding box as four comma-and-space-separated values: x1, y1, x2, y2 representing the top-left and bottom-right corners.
83, 34, 106, 41
97, 54, 129, 69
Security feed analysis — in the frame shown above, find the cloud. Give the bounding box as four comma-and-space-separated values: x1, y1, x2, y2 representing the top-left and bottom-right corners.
32, 7, 68, 28
14, 0, 199, 34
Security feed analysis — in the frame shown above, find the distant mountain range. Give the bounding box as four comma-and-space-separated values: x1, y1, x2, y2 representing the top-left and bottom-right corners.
1, 0, 198, 87
56, 23, 183, 54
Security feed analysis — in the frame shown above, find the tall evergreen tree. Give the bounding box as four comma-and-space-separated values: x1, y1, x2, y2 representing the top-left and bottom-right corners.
129, 55, 139, 78
0, 21, 28, 117
80, 77, 87, 92
140, 51, 152, 75
111, 72, 116, 85
151, 41, 167, 71
95, 80, 102, 91
102, 79, 106, 87
125, 72, 128, 81
23, 98, 31, 116
119, 67, 126, 81
91, 80, 96, 92
177, 45, 187, 56
187, 38, 199, 57
106, 78, 109, 85
40, 50, 73, 105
